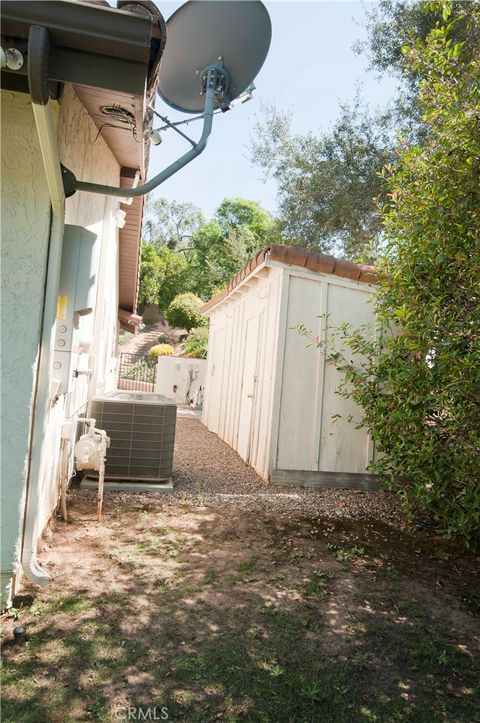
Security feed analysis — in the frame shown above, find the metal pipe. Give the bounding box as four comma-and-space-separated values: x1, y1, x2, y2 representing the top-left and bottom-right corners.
21, 25, 65, 587
73, 68, 218, 198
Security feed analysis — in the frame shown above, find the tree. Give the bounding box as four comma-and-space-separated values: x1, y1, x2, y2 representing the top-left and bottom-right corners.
250, 2, 480, 260
325, 4, 480, 548
144, 197, 204, 251
250, 99, 393, 259
356, 0, 479, 134
215, 197, 278, 245
188, 198, 282, 299
138, 245, 189, 312
140, 198, 281, 305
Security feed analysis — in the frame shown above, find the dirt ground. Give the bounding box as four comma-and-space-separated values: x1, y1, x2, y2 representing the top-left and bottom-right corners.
1, 423, 479, 722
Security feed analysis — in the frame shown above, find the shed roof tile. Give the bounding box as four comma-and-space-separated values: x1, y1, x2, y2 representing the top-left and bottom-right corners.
202, 244, 378, 314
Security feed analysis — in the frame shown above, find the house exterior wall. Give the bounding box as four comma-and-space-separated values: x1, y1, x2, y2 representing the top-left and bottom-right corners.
58, 84, 120, 403
202, 266, 283, 479
0, 91, 54, 599
1, 85, 121, 604
203, 261, 376, 484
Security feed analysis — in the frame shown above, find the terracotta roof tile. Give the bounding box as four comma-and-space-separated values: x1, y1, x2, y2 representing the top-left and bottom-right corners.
332, 257, 361, 281
305, 251, 335, 274
202, 244, 378, 314
270, 243, 307, 268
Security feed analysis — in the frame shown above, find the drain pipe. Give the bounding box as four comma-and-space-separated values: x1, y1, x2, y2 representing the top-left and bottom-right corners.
20, 25, 65, 586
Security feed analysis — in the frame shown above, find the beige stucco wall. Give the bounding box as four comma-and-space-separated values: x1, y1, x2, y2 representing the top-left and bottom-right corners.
32, 85, 122, 536
0, 91, 54, 600
1, 85, 122, 604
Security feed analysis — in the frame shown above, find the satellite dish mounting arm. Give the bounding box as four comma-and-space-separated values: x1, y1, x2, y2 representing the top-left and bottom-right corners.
63, 64, 224, 199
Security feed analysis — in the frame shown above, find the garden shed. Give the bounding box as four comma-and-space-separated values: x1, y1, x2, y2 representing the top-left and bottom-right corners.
202, 244, 379, 489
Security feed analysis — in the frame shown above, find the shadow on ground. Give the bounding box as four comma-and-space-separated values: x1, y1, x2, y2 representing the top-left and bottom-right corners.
1, 491, 479, 723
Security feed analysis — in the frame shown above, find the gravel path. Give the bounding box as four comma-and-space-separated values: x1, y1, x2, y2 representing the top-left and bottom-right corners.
165, 417, 408, 528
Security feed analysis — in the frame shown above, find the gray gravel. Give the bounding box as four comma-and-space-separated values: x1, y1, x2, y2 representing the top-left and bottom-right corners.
164, 418, 408, 528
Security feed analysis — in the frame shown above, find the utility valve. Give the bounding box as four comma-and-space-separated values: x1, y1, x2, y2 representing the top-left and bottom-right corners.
74, 419, 110, 472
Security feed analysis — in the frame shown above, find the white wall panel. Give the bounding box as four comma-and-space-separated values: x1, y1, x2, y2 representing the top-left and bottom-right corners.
203, 264, 376, 482
203, 268, 282, 479
319, 283, 375, 473
276, 276, 324, 470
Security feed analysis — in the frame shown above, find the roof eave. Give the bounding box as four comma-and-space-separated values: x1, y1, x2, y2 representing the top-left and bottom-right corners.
1, 0, 154, 94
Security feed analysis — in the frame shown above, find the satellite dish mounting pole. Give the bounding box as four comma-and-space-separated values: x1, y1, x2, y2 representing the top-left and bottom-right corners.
64, 65, 223, 199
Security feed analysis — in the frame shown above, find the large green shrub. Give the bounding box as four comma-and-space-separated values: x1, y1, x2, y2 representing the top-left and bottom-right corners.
184, 328, 209, 359
165, 293, 207, 332
325, 5, 480, 549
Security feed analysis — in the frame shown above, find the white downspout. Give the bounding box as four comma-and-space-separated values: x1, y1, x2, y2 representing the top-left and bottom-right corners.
20, 26, 65, 585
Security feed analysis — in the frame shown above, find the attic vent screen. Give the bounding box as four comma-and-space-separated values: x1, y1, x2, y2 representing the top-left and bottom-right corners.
99, 105, 135, 124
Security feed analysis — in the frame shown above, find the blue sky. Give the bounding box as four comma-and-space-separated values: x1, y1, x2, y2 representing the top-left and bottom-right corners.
148, 1, 399, 219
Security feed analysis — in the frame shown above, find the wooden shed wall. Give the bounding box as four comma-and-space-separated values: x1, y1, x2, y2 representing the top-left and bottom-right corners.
202, 267, 283, 480
203, 262, 377, 486
272, 269, 376, 479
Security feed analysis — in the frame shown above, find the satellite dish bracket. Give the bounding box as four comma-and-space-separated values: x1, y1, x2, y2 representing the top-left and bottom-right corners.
64, 64, 222, 199
199, 58, 231, 112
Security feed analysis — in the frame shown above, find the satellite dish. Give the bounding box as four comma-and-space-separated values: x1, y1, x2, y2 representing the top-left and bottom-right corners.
158, 0, 272, 113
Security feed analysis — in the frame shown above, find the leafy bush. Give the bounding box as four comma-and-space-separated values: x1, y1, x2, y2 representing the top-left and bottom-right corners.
147, 344, 174, 358
319, 7, 480, 550
165, 293, 207, 332
118, 330, 134, 346
184, 328, 209, 359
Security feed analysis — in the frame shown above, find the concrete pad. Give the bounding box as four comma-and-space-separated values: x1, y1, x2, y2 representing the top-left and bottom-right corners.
81, 476, 174, 493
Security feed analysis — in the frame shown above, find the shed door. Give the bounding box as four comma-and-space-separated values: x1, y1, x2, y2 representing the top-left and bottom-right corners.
237, 313, 261, 462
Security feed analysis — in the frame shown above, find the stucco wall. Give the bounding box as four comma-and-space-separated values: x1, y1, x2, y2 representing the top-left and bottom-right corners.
155, 357, 206, 404
0, 91, 54, 597
1, 85, 122, 604
30, 86, 121, 565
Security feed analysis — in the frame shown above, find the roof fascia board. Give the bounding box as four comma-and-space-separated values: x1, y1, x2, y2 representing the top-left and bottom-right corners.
204, 260, 268, 315
1, 1, 152, 94
52, 49, 147, 94
2, 1, 152, 61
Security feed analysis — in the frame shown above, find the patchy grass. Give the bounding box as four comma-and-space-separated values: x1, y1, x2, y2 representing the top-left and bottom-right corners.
1, 492, 479, 722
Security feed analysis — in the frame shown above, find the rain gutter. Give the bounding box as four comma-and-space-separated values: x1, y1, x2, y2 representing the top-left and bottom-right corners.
20, 25, 65, 586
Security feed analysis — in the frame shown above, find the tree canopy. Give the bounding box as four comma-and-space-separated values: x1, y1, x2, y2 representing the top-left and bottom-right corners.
138, 245, 189, 311
250, 0, 479, 260
187, 198, 281, 299
139, 197, 282, 309
250, 100, 393, 258
144, 197, 204, 251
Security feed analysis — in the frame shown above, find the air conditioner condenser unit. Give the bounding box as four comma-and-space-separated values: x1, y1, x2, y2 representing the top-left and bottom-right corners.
87, 391, 177, 484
